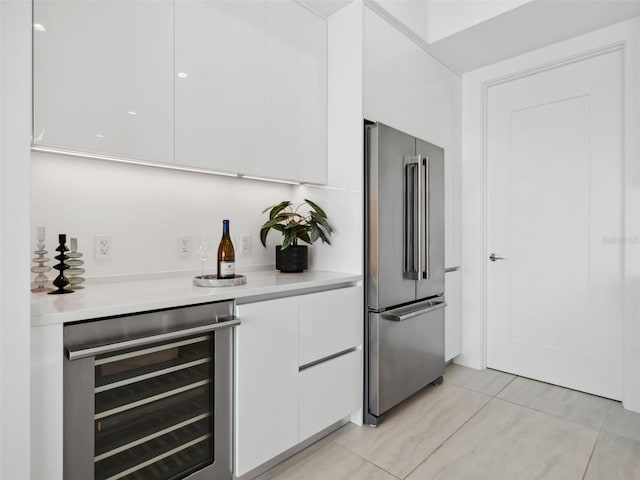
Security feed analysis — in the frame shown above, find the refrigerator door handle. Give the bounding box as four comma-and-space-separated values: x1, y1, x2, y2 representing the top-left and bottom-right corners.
403, 155, 422, 280
381, 300, 447, 322
416, 155, 424, 281
423, 155, 430, 280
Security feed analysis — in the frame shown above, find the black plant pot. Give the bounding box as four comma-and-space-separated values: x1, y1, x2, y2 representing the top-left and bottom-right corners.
275, 245, 308, 273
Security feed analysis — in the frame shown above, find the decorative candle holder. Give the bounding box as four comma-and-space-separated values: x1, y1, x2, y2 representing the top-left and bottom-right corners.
66, 237, 85, 290
48, 234, 74, 295
31, 226, 53, 293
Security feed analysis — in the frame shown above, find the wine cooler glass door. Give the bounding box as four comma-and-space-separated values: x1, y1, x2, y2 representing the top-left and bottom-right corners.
93, 334, 214, 480
64, 302, 235, 480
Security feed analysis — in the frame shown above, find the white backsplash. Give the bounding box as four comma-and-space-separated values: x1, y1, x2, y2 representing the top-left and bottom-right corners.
31, 152, 364, 279
294, 184, 363, 275
31, 151, 294, 278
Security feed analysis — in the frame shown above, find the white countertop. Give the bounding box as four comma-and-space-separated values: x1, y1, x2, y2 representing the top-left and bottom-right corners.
31, 270, 361, 327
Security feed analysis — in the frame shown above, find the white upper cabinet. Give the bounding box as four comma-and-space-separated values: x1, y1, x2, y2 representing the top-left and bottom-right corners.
33, 0, 328, 184
174, 0, 265, 175
264, 1, 327, 184
33, 0, 174, 163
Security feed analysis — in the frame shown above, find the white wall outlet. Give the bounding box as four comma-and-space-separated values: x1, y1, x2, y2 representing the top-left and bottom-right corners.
95, 235, 112, 260
177, 235, 193, 258
239, 234, 251, 254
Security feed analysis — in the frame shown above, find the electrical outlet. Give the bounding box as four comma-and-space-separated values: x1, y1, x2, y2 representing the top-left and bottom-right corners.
177, 235, 193, 258
95, 235, 112, 260
239, 234, 251, 254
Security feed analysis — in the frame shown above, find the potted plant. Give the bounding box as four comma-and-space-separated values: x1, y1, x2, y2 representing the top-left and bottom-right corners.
260, 199, 333, 273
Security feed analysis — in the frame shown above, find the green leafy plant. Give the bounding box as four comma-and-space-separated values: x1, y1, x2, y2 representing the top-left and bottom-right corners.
260, 199, 333, 250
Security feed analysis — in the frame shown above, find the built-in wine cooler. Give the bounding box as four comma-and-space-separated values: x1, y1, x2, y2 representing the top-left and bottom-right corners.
63, 301, 239, 480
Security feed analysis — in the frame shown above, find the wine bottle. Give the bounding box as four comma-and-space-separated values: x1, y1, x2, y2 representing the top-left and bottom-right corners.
217, 219, 235, 279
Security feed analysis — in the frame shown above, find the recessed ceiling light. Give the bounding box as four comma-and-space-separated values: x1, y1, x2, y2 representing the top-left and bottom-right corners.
96, 134, 104, 138
127, 111, 137, 116
33, 23, 46, 32
177, 72, 188, 79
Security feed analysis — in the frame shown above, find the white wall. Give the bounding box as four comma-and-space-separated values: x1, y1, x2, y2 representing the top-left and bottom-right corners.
460, 17, 640, 411
31, 152, 296, 278
0, 0, 32, 478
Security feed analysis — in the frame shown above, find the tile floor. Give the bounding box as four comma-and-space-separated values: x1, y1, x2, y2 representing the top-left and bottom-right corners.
256, 364, 640, 480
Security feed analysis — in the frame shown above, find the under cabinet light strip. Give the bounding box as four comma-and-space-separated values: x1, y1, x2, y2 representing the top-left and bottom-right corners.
95, 358, 211, 393
94, 379, 210, 420
31, 146, 237, 177
103, 434, 211, 480
240, 174, 301, 185
94, 412, 211, 462
32, 146, 302, 184
94, 335, 208, 366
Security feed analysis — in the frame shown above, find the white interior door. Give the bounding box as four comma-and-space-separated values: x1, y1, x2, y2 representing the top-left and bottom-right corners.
486, 49, 624, 400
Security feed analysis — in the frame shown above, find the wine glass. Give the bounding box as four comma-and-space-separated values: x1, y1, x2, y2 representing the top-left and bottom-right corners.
195, 236, 212, 277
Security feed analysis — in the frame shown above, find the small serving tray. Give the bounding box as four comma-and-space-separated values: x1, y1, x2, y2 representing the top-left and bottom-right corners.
193, 274, 246, 288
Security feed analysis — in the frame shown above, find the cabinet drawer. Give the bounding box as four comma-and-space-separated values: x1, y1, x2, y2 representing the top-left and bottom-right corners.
299, 350, 362, 441
299, 286, 363, 365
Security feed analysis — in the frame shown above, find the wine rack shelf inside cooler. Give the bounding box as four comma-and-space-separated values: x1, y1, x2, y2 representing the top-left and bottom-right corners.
93, 334, 214, 480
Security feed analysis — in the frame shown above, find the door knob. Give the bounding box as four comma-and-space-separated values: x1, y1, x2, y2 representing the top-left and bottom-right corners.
489, 253, 505, 262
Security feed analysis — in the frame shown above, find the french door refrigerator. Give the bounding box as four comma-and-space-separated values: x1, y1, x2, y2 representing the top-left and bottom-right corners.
364, 120, 446, 426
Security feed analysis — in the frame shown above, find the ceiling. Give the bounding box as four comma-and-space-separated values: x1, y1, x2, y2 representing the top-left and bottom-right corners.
296, 0, 353, 17
427, 0, 640, 73
295, 0, 640, 73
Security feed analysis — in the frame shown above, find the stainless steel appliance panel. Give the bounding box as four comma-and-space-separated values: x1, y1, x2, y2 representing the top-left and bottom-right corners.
64, 301, 236, 480
367, 122, 420, 310
368, 298, 445, 416
415, 138, 445, 300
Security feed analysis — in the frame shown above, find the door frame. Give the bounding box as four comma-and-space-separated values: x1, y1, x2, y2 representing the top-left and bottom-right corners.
459, 17, 640, 412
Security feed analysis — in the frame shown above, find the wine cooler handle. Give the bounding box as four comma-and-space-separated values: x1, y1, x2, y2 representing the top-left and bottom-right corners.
66, 318, 241, 361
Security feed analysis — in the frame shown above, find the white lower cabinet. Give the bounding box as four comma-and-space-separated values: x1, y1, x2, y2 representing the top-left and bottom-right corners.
234, 297, 299, 477
299, 350, 362, 441
235, 286, 363, 477
299, 286, 363, 365
445, 271, 462, 361
31, 324, 64, 480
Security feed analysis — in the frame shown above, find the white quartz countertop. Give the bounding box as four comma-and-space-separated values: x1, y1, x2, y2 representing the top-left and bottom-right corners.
31, 270, 361, 327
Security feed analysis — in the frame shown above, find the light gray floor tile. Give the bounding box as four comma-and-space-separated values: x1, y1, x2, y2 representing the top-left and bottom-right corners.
335, 384, 491, 478
255, 442, 397, 480
602, 402, 640, 443
496, 376, 615, 429
444, 364, 515, 396
584, 432, 640, 479
406, 398, 597, 480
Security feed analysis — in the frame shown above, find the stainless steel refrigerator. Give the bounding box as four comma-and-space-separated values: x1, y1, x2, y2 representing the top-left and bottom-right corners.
364, 120, 446, 426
